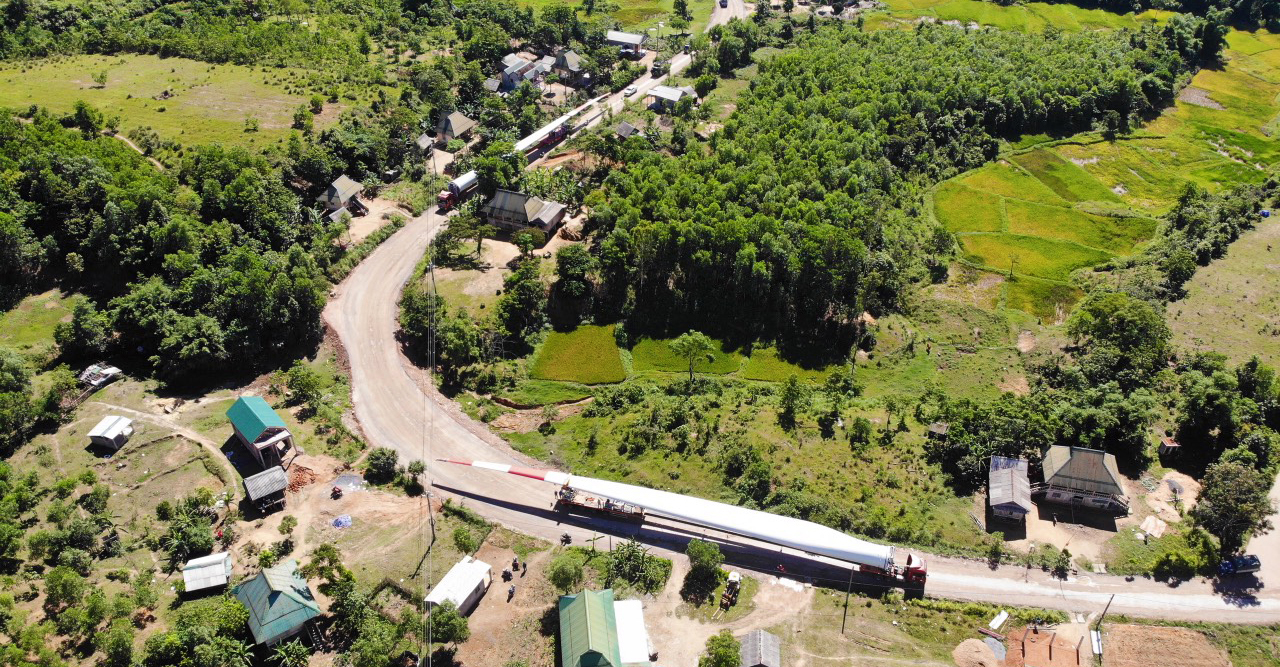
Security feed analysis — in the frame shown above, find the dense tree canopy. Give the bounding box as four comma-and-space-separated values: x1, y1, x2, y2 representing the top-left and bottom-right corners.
593, 22, 1206, 345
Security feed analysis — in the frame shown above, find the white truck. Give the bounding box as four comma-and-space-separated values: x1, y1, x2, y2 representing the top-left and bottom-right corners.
436, 170, 479, 211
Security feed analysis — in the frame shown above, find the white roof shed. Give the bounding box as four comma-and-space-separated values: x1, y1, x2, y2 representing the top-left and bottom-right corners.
613, 598, 653, 666
425, 556, 492, 614
183, 552, 234, 592
88, 415, 134, 450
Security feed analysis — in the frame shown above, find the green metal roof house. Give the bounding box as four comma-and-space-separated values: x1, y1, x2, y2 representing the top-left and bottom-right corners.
226, 396, 295, 468
559, 589, 622, 667
233, 560, 321, 646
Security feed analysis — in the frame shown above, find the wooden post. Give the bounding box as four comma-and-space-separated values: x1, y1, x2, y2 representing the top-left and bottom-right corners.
840, 565, 855, 634
1049, 632, 1056, 661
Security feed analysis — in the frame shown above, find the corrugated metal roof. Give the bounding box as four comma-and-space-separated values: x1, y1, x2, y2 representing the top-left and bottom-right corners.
613, 599, 651, 667
244, 466, 287, 501
559, 589, 622, 667
183, 552, 233, 591
649, 85, 685, 102
88, 415, 132, 439
606, 30, 645, 46
233, 560, 321, 645
988, 456, 1032, 513
741, 629, 782, 667
425, 556, 491, 610
1042, 446, 1123, 497
226, 396, 287, 441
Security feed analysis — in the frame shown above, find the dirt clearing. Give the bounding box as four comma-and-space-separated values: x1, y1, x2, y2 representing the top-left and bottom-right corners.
952, 638, 999, 667
1178, 86, 1226, 110
1104, 624, 1230, 667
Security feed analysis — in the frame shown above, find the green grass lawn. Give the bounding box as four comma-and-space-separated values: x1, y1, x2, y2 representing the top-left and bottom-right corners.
529, 325, 626, 384
631, 337, 744, 375
740, 347, 830, 382
0, 54, 346, 151
0, 290, 77, 361
497, 379, 593, 406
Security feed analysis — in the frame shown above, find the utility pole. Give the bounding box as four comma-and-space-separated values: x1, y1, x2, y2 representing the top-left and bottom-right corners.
840, 565, 855, 634
1095, 594, 1114, 631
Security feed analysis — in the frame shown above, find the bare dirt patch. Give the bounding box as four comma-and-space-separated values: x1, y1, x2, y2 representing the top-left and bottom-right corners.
952, 638, 998, 667
1178, 86, 1226, 110
1103, 624, 1230, 667
927, 265, 1005, 310
347, 198, 410, 244
454, 542, 557, 667
997, 374, 1031, 395
1016, 330, 1037, 353
1144, 470, 1199, 522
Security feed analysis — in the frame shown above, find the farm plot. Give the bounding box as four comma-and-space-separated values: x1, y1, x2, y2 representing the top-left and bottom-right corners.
958, 233, 1112, 282
631, 337, 744, 375
529, 325, 626, 384
1004, 199, 1155, 254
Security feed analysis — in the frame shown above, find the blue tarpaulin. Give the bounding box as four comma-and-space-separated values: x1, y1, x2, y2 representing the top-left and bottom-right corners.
333, 515, 352, 528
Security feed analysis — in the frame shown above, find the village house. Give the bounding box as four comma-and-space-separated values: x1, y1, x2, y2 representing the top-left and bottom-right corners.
425, 555, 492, 614
234, 560, 321, 646
555, 49, 586, 84
648, 85, 697, 112
988, 456, 1033, 523
243, 465, 288, 512
226, 396, 296, 468
436, 111, 477, 144
182, 552, 234, 594
1035, 445, 1128, 514
558, 589, 653, 667
606, 30, 647, 56
316, 175, 367, 216
740, 629, 782, 667
501, 53, 550, 89
481, 189, 568, 233
87, 415, 133, 450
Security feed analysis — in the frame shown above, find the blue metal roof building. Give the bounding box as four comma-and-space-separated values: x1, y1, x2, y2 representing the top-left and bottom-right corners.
233, 560, 321, 646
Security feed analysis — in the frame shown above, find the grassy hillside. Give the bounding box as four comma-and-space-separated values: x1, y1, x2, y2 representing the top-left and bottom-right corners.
0, 54, 349, 150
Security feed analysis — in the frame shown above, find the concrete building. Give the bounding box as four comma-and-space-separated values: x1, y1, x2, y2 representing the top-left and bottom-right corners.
1036, 445, 1128, 513
182, 552, 234, 593
234, 560, 321, 646
87, 415, 133, 450
226, 396, 295, 468
988, 456, 1033, 522
741, 629, 782, 667
481, 189, 568, 232
424, 555, 492, 614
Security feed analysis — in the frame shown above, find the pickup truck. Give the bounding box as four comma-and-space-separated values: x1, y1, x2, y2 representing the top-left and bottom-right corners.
1218, 554, 1261, 577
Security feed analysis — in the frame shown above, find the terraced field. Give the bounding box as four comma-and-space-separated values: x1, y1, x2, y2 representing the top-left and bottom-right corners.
933, 28, 1280, 318
880, 0, 1173, 31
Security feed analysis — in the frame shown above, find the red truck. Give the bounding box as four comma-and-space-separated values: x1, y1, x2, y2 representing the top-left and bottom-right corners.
436, 170, 479, 210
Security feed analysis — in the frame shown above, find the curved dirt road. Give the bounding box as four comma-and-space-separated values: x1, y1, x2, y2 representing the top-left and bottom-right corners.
324, 209, 1280, 624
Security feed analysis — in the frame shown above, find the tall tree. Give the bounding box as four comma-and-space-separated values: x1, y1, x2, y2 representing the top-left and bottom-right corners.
1192, 460, 1274, 553
669, 331, 715, 382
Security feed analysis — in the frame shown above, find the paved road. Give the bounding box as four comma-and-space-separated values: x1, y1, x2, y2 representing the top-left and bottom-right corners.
1244, 471, 1280, 588
323, 0, 1280, 623
324, 207, 1280, 623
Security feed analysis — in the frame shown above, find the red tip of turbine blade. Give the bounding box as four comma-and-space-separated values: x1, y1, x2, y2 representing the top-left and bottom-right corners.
507, 466, 550, 481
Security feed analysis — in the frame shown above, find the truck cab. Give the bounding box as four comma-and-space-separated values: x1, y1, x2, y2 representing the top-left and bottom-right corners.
720, 0, 728, 7
902, 552, 927, 584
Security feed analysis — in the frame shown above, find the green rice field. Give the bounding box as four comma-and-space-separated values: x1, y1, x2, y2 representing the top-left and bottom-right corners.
631, 337, 745, 374
929, 26, 1280, 317
880, 0, 1172, 32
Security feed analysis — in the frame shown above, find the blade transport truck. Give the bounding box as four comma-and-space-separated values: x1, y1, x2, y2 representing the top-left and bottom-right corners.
436, 170, 479, 210
438, 459, 927, 587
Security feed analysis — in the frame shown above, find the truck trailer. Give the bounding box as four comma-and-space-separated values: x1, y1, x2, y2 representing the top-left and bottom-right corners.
438, 459, 927, 586
436, 170, 479, 210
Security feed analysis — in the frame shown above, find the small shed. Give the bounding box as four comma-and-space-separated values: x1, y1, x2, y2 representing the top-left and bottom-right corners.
183, 552, 234, 593
226, 396, 295, 467
234, 559, 321, 646
1158, 436, 1181, 456
244, 466, 288, 511
79, 363, 122, 388
415, 133, 432, 152
436, 111, 477, 143
613, 599, 653, 666
88, 415, 134, 450
927, 422, 950, 439
559, 589, 622, 667
483, 77, 502, 93
988, 456, 1033, 522
316, 175, 365, 213
606, 30, 647, 54
615, 121, 638, 139
741, 629, 782, 667
425, 555, 492, 615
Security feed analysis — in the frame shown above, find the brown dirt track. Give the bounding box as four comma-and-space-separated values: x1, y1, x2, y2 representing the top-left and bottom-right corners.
1103, 624, 1230, 667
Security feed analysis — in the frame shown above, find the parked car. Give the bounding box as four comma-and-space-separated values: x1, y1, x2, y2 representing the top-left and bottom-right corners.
623, 85, 638, 96
1218, 554, 1261, 577
651, 59, 667, 75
